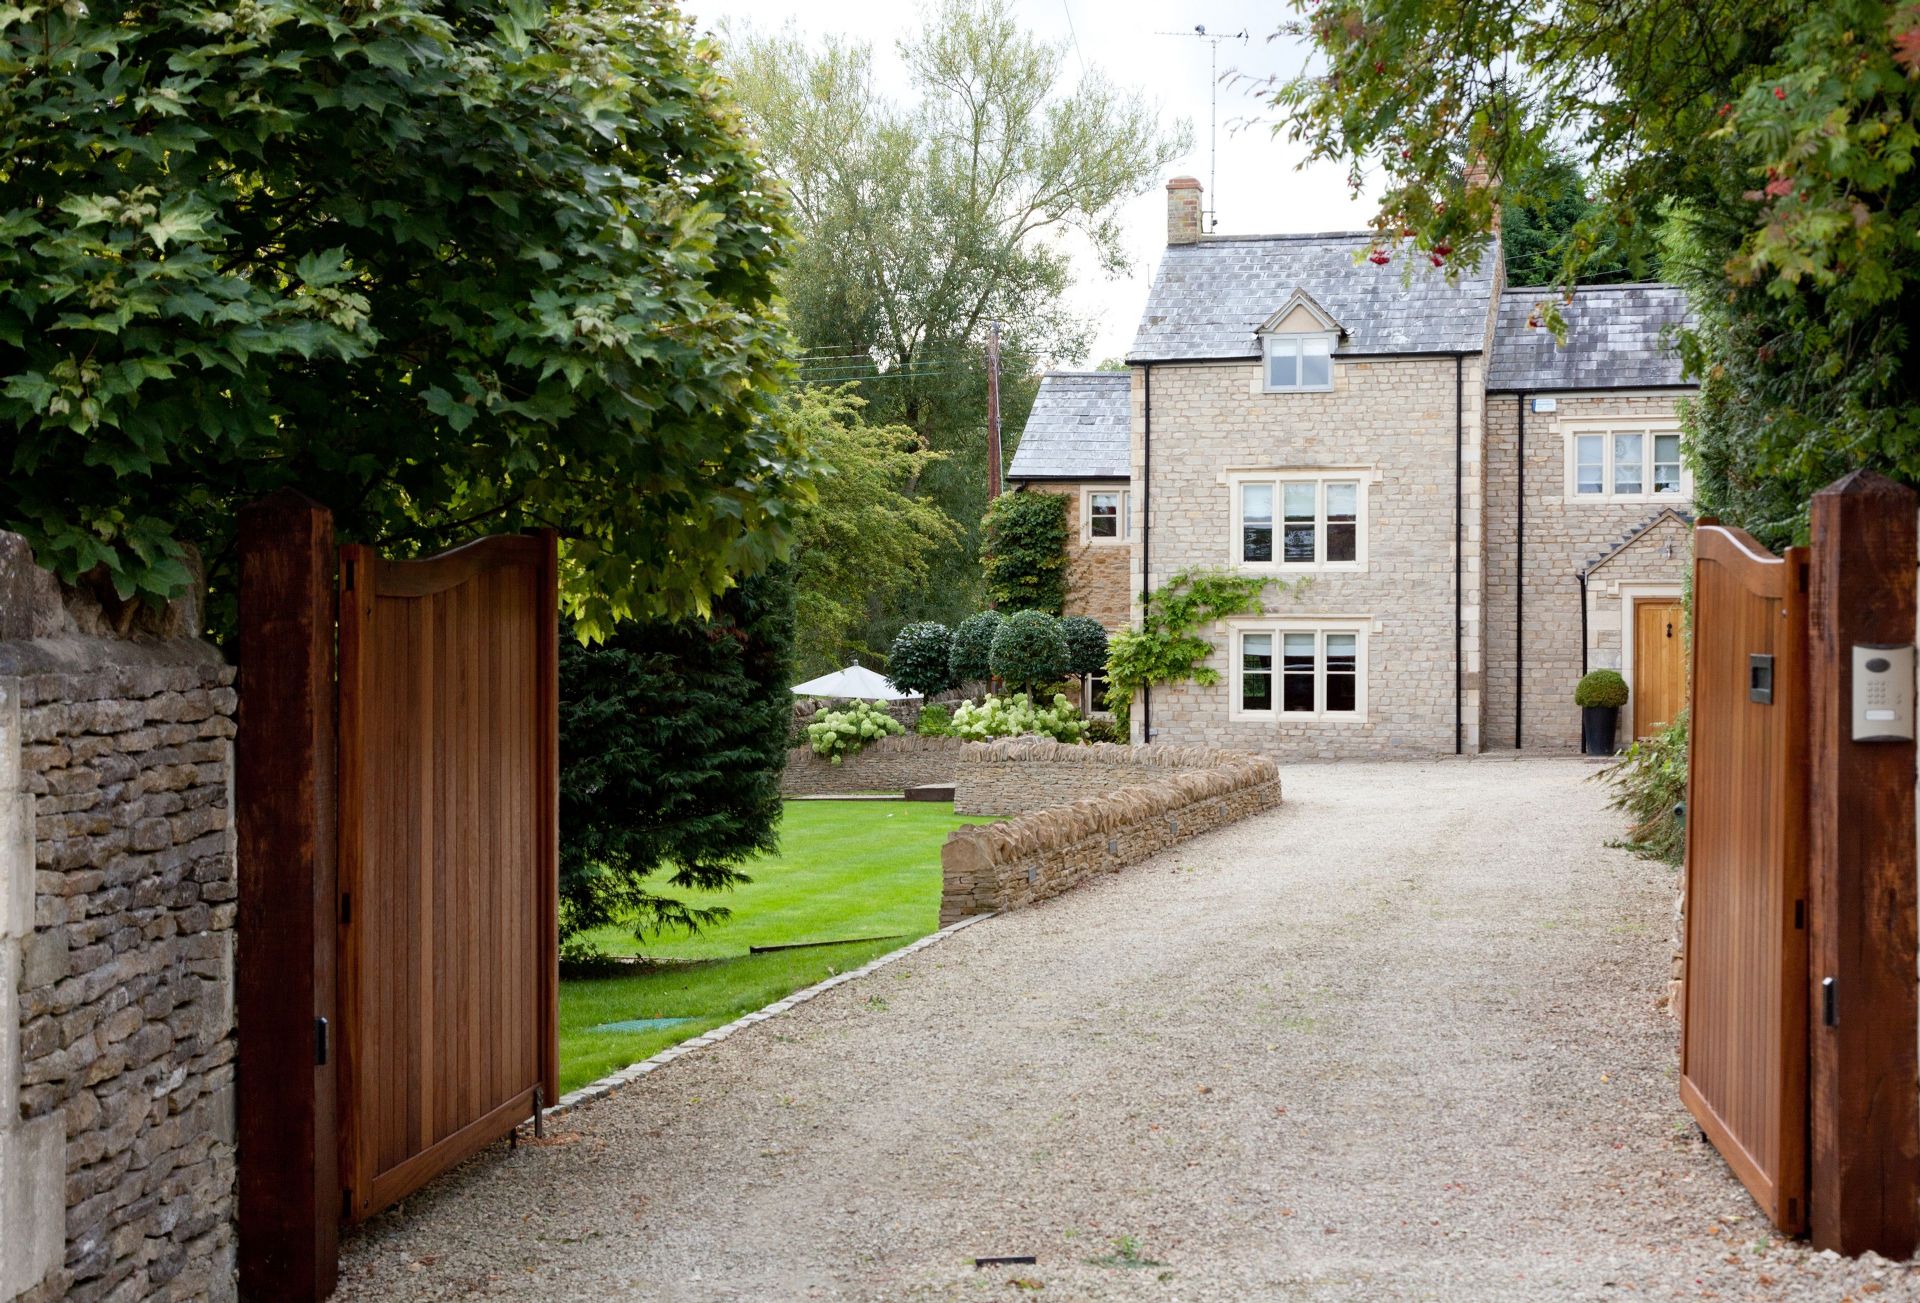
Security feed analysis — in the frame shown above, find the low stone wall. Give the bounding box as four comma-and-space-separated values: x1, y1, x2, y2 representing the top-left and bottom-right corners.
1, 533, 237, 1303
779, 734, 965, 796
940, 741, 1281, 925
954, 738, 1253, 815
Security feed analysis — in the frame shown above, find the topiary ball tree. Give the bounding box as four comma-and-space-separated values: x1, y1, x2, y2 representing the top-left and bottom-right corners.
950, 610, 1003, 685
1574, 669, 1630, 709
990, 609, 1070, 699
1059, 615, 1110, 679
888, 621, 955, 697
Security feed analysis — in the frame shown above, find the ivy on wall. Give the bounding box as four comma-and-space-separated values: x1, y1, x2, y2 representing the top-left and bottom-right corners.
1107, 569, 1277, 734
981, 490, 1069, 614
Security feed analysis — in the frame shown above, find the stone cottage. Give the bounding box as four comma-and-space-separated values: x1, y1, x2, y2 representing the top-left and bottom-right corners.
1007, 176, 1694, 754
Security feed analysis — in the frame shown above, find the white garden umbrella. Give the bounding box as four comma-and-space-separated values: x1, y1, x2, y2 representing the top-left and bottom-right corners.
790, 663, 919, 700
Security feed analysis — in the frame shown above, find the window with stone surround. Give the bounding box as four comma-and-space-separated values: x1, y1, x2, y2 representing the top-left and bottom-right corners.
1231, 621, 1368, 721
1085, 488, 1128, 543
1565, 423, 1688, 502
1262, 334, 1335, 392
1231, 472, 1366, 571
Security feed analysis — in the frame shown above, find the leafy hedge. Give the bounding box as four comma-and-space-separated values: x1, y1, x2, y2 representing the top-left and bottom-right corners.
981, 490, 1068, 614
1598, 711, 1688, 865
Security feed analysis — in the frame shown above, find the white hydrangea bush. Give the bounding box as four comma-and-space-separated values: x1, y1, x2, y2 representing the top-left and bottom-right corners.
949, 693, 1087, 744
806, 700, 907, 764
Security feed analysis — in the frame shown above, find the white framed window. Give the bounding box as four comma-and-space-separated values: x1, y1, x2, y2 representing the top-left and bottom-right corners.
1230, 472, 1366, 570
1231, 621, 1368, 721
1566, 425, 1687, 502
1085, 488, 1128, 543
1262, 334, 1336, 393
1083, 667, 1111, 715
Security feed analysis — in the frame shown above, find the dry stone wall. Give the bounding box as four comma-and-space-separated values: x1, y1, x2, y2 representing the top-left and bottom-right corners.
954, 738, 1246, 815
779, 735, 965, 796
940, 740, 1281, 924
0, 533, 237, 1303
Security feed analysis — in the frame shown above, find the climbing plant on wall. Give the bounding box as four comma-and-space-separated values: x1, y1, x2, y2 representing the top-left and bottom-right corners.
981, 491, 1069, 614
1106, 569, 1275, 734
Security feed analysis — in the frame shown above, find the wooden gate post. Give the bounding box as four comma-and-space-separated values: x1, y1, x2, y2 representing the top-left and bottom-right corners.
1807, 469, 1920, 1257
235, 491, 339, 1300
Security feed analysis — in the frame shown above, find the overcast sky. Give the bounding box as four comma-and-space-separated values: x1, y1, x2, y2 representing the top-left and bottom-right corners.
682, 0, 1385, 363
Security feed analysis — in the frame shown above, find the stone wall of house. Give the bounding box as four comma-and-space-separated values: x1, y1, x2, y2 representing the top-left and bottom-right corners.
1128, 355, 1486, 758
1025, 483, 1132, 630
0, 533, 237, 1303
779, 735, 965, 796
1482, 392, 1692, 752
939, 741, 1281, 924
953, 738, 1249, 815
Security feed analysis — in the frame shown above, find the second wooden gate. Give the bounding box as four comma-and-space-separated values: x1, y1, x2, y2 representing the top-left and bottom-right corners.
336, 534, 559, 1222
1681, 522, 1809, 1233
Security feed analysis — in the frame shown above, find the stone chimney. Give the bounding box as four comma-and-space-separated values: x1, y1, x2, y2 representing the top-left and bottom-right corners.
1166, 176, 1203, 245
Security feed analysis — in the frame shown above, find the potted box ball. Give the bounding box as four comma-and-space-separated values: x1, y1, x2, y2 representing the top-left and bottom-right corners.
1575, 669, 1629, 756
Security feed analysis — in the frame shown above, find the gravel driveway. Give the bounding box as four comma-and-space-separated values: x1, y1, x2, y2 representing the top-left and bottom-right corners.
336, 758, 1915, 1301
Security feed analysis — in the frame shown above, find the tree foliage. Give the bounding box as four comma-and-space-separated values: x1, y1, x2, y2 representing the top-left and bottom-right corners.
557, 566, 794, 953
887, 621, 956, 698
948, 609, 1003, 684
981, 490, 1069, 614
1267, 0, 1920, 544
2, 0, 797, 633
1059, 615, 1109, 678
1501, 152, 1648, 287
723, 1, 1187, 640
785, 387, 959, 676
988, 609, 1069, 697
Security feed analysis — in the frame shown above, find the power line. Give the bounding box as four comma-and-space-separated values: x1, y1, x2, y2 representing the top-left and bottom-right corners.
1061, 0, 1087, 76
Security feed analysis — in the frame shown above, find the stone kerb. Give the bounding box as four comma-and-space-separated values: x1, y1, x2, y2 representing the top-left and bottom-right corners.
779, 734, 966, 796
0, 530, 239, 1303
940, 741, 1282, 924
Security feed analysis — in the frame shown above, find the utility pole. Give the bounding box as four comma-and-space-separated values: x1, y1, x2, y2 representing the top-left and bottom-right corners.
985, 320, 1003, 501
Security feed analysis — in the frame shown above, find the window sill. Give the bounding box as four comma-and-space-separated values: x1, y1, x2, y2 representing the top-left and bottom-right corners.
1228, 710, 1368, 724
1259, 385, 1336, 396
1567, 491, 1689, 506
1082, 536, 1130, 547
1234, 561, 1366, 574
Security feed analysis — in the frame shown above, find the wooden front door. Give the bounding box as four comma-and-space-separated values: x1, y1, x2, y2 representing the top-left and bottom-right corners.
1634, 600, 1686, 737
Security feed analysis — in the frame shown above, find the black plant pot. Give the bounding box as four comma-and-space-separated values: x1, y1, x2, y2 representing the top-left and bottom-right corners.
1582, 704, 1621, 756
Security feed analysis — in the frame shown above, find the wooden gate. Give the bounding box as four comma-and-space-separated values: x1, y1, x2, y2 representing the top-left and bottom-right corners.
336, 534, 559, 1222
238, 491, 560, 1301
1681, 522, 1810, 1233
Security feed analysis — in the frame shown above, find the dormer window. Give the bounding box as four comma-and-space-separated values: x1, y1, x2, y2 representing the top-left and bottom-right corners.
1256, 289, 1342, 393
1265, 336, 1334, 392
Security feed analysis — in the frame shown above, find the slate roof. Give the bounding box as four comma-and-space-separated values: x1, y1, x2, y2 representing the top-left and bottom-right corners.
1489, 283, 1693, 391
1127, 233, 1499, 361
1006, 371, 1131, 480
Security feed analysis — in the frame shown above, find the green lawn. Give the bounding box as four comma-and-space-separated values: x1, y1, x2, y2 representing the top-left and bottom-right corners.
559, 800, 994, 1093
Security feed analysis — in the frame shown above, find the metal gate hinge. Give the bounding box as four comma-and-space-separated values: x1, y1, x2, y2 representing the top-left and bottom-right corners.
1822, 976, 1837, 1027
315, 1016, 329, 1066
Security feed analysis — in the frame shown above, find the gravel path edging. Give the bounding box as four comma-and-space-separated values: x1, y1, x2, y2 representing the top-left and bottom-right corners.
546, 911, 998, 1118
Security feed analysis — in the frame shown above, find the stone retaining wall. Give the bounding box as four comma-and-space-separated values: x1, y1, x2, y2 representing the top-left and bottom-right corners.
778, 734, 965, 796
940, 741, 1281, 925
954, 738, 1250, 815
1, 533, 237, 1303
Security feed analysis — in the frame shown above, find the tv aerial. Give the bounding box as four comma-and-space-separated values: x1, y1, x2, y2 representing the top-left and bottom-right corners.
1156, 24, 1251, 232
